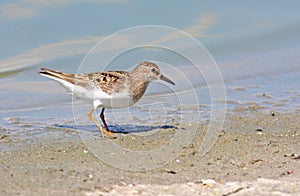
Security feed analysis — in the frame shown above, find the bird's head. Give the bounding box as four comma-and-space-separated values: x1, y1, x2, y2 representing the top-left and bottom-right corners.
134, 61, 175, 85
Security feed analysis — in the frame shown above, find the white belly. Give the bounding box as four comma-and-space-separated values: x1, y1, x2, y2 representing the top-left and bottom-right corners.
72, 85, 133, 109
52, 77, 134, 109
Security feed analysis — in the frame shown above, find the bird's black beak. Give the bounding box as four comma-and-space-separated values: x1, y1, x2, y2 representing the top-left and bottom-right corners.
160, 74, 175, 85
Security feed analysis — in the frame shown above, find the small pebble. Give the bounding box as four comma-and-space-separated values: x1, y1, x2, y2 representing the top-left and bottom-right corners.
201, 179, 216, 184
200, 179, 216, 185
256, 129, 263, 134
83, 150, 88, 153
287, 170, 293, 175
128, 184, 133, 188
166, 170, 176, 174
291, 153, 300, 159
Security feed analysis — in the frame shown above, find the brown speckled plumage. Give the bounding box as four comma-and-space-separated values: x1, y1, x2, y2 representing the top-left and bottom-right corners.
38, 61, 175, 138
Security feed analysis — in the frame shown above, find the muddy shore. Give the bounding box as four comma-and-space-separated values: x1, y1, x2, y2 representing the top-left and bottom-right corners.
0, 109, 299, 195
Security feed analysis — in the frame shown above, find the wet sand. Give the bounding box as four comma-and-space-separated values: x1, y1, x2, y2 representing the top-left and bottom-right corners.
0, 109, 299, 195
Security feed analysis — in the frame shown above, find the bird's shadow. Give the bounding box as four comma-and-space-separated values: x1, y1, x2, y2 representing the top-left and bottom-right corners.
53, 123, 176, 134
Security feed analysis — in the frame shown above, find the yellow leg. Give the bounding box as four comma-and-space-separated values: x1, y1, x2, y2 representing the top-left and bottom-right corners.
87, 108, 114, 138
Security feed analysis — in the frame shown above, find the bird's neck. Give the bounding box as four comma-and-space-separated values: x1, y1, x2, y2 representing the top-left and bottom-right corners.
128, 71, 150, 103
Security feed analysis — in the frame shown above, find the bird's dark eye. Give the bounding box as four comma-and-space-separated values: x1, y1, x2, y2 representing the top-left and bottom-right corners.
151, 68, 156, 73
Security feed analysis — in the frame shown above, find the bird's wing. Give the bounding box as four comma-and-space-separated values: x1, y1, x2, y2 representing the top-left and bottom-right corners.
39, 68, 129, 94
87, 71, 129, 94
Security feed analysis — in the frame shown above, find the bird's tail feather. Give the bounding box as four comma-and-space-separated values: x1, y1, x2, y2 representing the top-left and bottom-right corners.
38, 68, 75, 84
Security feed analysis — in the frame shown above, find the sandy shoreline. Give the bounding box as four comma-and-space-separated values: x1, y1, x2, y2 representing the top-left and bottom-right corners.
0, 110, 299, 195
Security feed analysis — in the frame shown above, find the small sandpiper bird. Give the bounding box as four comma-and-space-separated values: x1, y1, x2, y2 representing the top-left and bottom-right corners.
38, 61, 175, 138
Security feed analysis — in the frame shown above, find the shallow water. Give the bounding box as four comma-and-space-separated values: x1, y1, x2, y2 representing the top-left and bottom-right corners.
0, 61, 299, 138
